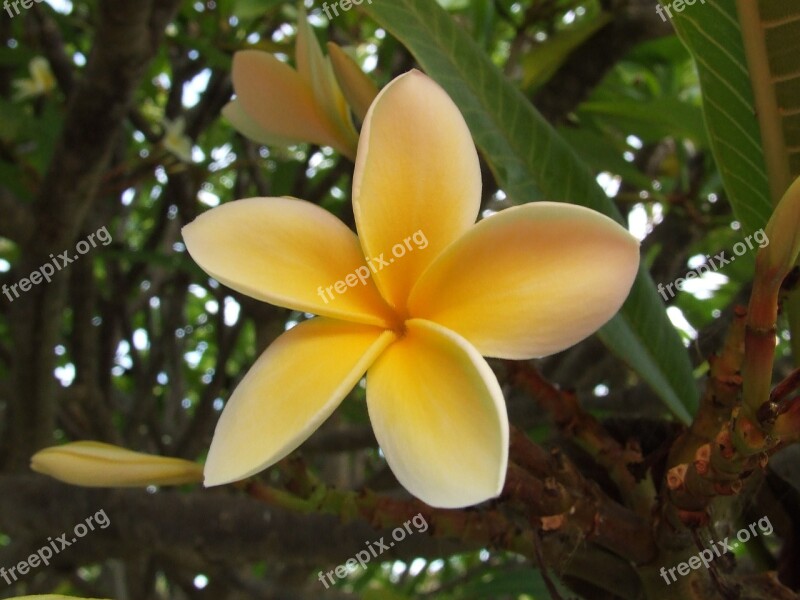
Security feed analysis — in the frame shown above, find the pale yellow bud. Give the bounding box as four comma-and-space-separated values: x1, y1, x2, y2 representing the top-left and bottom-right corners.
761, 175, 800, 284
30, 441, 203, 487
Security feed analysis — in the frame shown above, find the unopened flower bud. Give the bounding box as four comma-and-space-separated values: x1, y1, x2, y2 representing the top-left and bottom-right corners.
31, 441, 203, 487
760, 175, 800, 285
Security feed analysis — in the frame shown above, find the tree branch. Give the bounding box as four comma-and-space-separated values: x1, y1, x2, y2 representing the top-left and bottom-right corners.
0, 475, 466, 581
0, 187, 34, 243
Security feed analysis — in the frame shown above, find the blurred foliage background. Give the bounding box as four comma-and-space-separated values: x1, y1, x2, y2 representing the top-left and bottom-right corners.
1, 0, 799, 598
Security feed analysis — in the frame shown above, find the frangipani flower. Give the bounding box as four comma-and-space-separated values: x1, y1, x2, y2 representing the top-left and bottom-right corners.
13, 57, 56, 101
30, 441, 204, 487
161, 116, 193, 163
223, 9, 359, 159
183, 71, 639, 508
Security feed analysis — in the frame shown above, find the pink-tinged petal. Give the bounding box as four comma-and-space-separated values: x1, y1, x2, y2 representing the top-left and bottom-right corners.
327, 42, 378, 121
408, 203, 640, 359
232, 50, 355, 158
204, 318, 395, 486
295, 9, 358, 154
222, 100, 296, 147
182, 197, 396, 327
353, 71, 481, 311
30, 442, 204, 487
367, 319, 508, 508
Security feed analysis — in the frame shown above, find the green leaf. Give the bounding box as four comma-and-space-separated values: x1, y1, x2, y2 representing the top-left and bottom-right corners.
669, 1, 800, 362
232, 0, 285, 20
737, 0, 800, 203
578, 97, 708, 145
363, 0, 698, 421
521, 12, 610, 91
666, 0, 773, 233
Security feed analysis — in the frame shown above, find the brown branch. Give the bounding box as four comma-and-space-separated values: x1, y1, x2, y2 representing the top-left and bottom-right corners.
509, 361, 655, 518
508, 427, 657, 564
0, 475, 462, 585
0, 187, 34, 243
667, 305, 746, 468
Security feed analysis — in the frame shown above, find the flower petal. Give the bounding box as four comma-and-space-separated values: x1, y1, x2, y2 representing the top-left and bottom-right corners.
222, 100, 297, 147
295, 9, 358, 155
367, 319, 508, 508
182, 197, 396, 327
353, 71, 481, 311
232, 50, 354, 157
204, 318, 395, 486
408, 202, 640, 359
30, 442, 204, 487
327, 42, 378, 121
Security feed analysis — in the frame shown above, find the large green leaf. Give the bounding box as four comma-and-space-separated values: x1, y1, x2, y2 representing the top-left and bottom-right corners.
738, 0, 800, 202
669, 1, 800, 359
363, 0, 698, 421
666, 0, 773, 233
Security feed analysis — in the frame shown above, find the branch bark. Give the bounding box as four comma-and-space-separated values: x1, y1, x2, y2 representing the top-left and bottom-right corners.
0, 475, 466, 591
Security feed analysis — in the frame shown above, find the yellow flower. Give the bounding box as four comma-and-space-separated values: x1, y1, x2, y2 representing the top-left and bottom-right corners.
222, 8, 359, 159
30, 441, 204, 487
13, 57, 56, 101
183, 71, 639, 508
162, 116, 193, 163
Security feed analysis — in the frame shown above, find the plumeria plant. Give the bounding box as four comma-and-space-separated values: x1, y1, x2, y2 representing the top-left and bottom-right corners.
6, 1, 800, 599
184, 69, 639, 507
